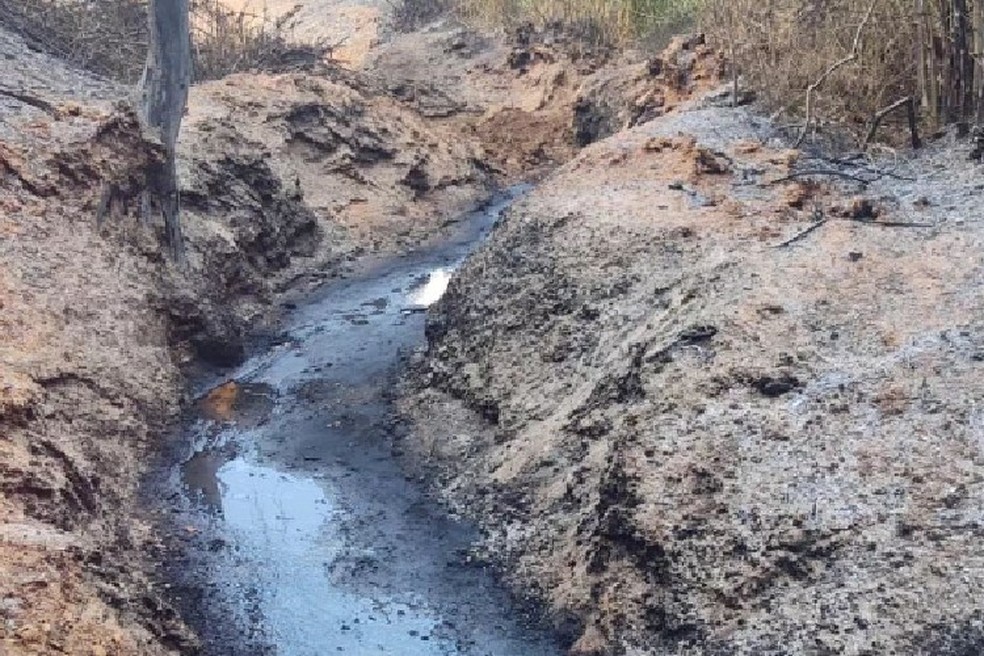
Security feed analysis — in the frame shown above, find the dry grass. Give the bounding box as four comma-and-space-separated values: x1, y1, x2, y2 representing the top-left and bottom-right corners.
0, 0, 147, 81
390, 0, 452, 31
190, 0, 333, 81
446, 0, 701, 44
0, 0, 331, 83
701, 0, 915, 144
700, 0, 984, 145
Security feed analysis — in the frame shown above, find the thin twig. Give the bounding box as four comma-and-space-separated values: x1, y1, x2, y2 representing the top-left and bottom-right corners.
799, 152, 917, 182
863, 96, 915, 149
769, 169, 872, 185
0, 87, 56, 114
849, 218, 936, 228
773, 214, 934, 249
775, 214, 829, 248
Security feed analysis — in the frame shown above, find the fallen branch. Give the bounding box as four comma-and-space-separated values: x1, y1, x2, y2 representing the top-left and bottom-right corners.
863, 96, 921, 150
774, 209, 828, 248
0, 86, 56, 114
772, 212, 934, 249
769, 169, 872, 185
849, 218, 936, 228
795, 1, 877, 147
800, 151, 918, 182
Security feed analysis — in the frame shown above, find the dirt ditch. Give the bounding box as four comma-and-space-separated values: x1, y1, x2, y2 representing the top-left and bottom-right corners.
9, 3, 978, 655
0, 6, 720, 653
153, 189, 573, 655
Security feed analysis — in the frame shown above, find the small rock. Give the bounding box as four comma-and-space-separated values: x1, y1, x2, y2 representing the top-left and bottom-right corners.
677, 325, 718, 345
695, 147, 730, 175
751, 375, 802, 398
848, 196, 877, 220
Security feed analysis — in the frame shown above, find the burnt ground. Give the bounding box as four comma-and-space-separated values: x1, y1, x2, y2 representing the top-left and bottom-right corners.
398, 94, 984, 655
9, 1, 981, 654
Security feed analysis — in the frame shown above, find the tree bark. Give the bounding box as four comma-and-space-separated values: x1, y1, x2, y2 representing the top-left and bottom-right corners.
139, 0, 191, 262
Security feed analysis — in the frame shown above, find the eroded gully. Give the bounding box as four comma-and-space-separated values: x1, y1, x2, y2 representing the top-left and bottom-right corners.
160, 187, 563, 656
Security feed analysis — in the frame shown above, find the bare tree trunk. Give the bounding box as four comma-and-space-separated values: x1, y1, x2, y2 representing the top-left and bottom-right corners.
140, 0, 191, 262
925, 0, 944, 124
952, 0, 974, 119
973, 0, 984, 122
917, 0, 931, 115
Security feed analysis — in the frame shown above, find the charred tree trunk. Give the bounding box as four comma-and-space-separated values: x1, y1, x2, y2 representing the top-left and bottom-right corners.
951, 0, 974, 120
973, 0, 984, 121
139, 0, 191, 262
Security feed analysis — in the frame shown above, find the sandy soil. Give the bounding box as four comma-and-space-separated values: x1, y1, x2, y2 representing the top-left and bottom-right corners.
218, 0, 387, 67
400, 95, 984, 654
364, 28, 721, 181
1, 29, 193, 653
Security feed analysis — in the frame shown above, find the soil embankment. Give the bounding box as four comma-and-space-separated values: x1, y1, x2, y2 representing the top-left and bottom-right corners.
0, 14, 495, 653
400, 92, 984, 654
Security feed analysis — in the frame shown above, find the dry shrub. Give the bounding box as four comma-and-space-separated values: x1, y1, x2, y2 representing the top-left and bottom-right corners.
702, 0, 917, 142
0, 0, 147, 81
389, 0, 452, 31
0, 0, 331, 83
701, 0, 984, 144
445, 0, 701, 45
190, 0, 333, 81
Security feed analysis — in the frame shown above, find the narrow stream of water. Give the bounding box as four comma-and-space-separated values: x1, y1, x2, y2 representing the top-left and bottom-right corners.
167, 188, 562, 655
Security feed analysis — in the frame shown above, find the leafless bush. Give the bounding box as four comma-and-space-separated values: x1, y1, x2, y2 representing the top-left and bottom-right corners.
190, 0, 333, 81
0, 0, 147, 81
701, 0, 984, 145
0, 0, 332, 83
399, 0, 699, 45
388, 0, 452, 32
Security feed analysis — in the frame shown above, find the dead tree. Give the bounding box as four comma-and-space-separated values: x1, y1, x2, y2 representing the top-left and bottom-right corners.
139, 0, 192, 262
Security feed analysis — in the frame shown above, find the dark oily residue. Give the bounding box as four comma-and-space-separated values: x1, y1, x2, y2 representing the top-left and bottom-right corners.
170, 188, 562, 655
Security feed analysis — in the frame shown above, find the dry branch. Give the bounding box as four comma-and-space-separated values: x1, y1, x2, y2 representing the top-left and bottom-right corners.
863, 96, 921, 150
0, 0, 330, 83
769, 169, 873, 186
0, 87, 56, 114
774, 211, 828, 248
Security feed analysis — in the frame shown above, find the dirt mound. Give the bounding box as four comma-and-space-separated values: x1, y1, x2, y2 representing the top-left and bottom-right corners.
400, 94, 984, 654
366, 26, 722, 181
1, 64, 193, 653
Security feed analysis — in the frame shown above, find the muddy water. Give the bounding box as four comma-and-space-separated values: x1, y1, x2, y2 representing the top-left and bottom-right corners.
169, 188, 562, 655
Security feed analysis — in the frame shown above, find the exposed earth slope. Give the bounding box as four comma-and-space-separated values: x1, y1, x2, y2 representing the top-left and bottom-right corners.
400, 98, 984, 655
